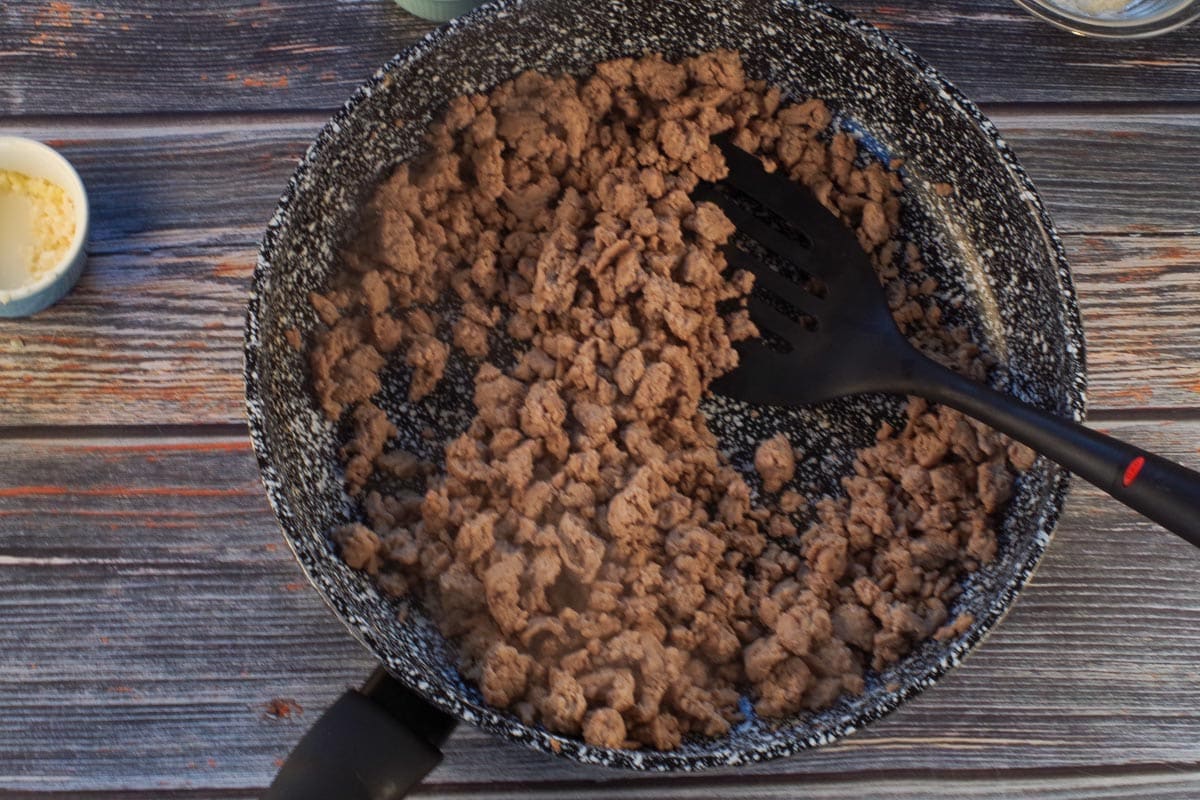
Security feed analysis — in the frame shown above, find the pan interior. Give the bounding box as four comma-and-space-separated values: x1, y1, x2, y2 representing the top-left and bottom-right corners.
245, 0, 1084, 770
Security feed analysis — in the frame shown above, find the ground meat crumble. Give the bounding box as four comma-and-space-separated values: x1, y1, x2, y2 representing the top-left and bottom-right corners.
307, 51, 1033, 750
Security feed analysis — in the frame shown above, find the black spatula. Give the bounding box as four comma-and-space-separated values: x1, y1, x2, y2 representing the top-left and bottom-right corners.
704, 137, 1200, 547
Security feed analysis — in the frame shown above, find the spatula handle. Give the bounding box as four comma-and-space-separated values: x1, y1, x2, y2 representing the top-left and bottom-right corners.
907, 357, 1200, 548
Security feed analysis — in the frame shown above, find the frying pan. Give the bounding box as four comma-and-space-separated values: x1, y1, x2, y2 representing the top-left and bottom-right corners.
243, 0, 1086, 795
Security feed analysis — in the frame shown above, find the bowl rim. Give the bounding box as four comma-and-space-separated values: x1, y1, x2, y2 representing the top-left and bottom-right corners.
0, 135, 90, 305
245, 0, 1087, 770
1012, 0, 1200, 37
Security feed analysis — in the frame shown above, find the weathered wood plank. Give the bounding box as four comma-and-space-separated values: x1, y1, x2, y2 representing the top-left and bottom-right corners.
426, 770, 1200, 800
1, 232, 1197, 426
2, 420, 1200, 792
5, 769, 1200, 800
357, 769, 1200, 800
0, 0, 432, 117
0, 247, 250, 426
0, 118, 321, 254
994, 112, 1200, 237
0, 113, 1195, 421
2, 111, 1197, 251
1072, 235, 1200, 410
1, 0, 1198, 116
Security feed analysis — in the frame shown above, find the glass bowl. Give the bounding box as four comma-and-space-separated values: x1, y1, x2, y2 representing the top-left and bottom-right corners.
1014, 0, 1200, 36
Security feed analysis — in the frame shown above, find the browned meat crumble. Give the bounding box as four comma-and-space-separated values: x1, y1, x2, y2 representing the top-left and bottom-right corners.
306, 50, 1030, 750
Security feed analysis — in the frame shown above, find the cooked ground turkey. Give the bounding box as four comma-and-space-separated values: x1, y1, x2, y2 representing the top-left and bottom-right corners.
307, 50, 1033, 750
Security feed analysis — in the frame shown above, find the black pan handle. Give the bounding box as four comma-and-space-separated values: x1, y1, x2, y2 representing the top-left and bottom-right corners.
263, 667, 457, 800
902, 354, 1200, 548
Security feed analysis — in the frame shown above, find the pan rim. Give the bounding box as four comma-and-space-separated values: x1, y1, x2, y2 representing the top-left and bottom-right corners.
244, 0, 1087, 771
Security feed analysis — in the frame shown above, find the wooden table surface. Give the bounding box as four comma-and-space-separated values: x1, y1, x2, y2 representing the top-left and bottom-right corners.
2, 2, 1199, 798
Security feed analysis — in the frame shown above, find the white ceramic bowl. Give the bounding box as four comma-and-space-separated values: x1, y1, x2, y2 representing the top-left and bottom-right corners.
1014, 0, 1200, 37
0, 136, 90, 318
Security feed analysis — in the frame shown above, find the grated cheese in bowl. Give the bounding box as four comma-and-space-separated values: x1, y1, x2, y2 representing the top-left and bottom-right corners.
1055, 0, 1132, 12
0, 169, 77, 292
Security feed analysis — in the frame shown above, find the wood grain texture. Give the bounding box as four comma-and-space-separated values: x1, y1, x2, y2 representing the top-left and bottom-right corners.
417, 771, 1200, 800
1073, 235, 1200, 410
0, 247, 250, 426
0, 0, 432, 117
4, 1, 1198, 797
0, 118, 322, 254
2, 111, 1198, 250
0, 113, 1196, 425
0, 233, 1196, 426
1, 0, 1198, 116
5, 770, 1200, 800
2, 420, 1200, 792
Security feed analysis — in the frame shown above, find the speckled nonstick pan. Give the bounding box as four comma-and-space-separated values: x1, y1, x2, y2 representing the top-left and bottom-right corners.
243, 0, 1086, 796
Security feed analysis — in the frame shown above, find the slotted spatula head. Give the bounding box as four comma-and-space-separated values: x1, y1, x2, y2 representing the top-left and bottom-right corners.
703, 137, 921, 407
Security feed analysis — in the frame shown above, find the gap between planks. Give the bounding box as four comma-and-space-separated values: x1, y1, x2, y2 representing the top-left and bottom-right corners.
3, 103, 1200, 137
2, 764, 1200, 800
3, 420, 1200, 790
0, 423, 249, 443
2, 402, 1199, 444
2, 0, 1198, 116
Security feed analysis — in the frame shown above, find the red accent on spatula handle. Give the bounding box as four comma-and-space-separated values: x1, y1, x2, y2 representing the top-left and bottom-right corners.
1122, 456, 1146, 487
